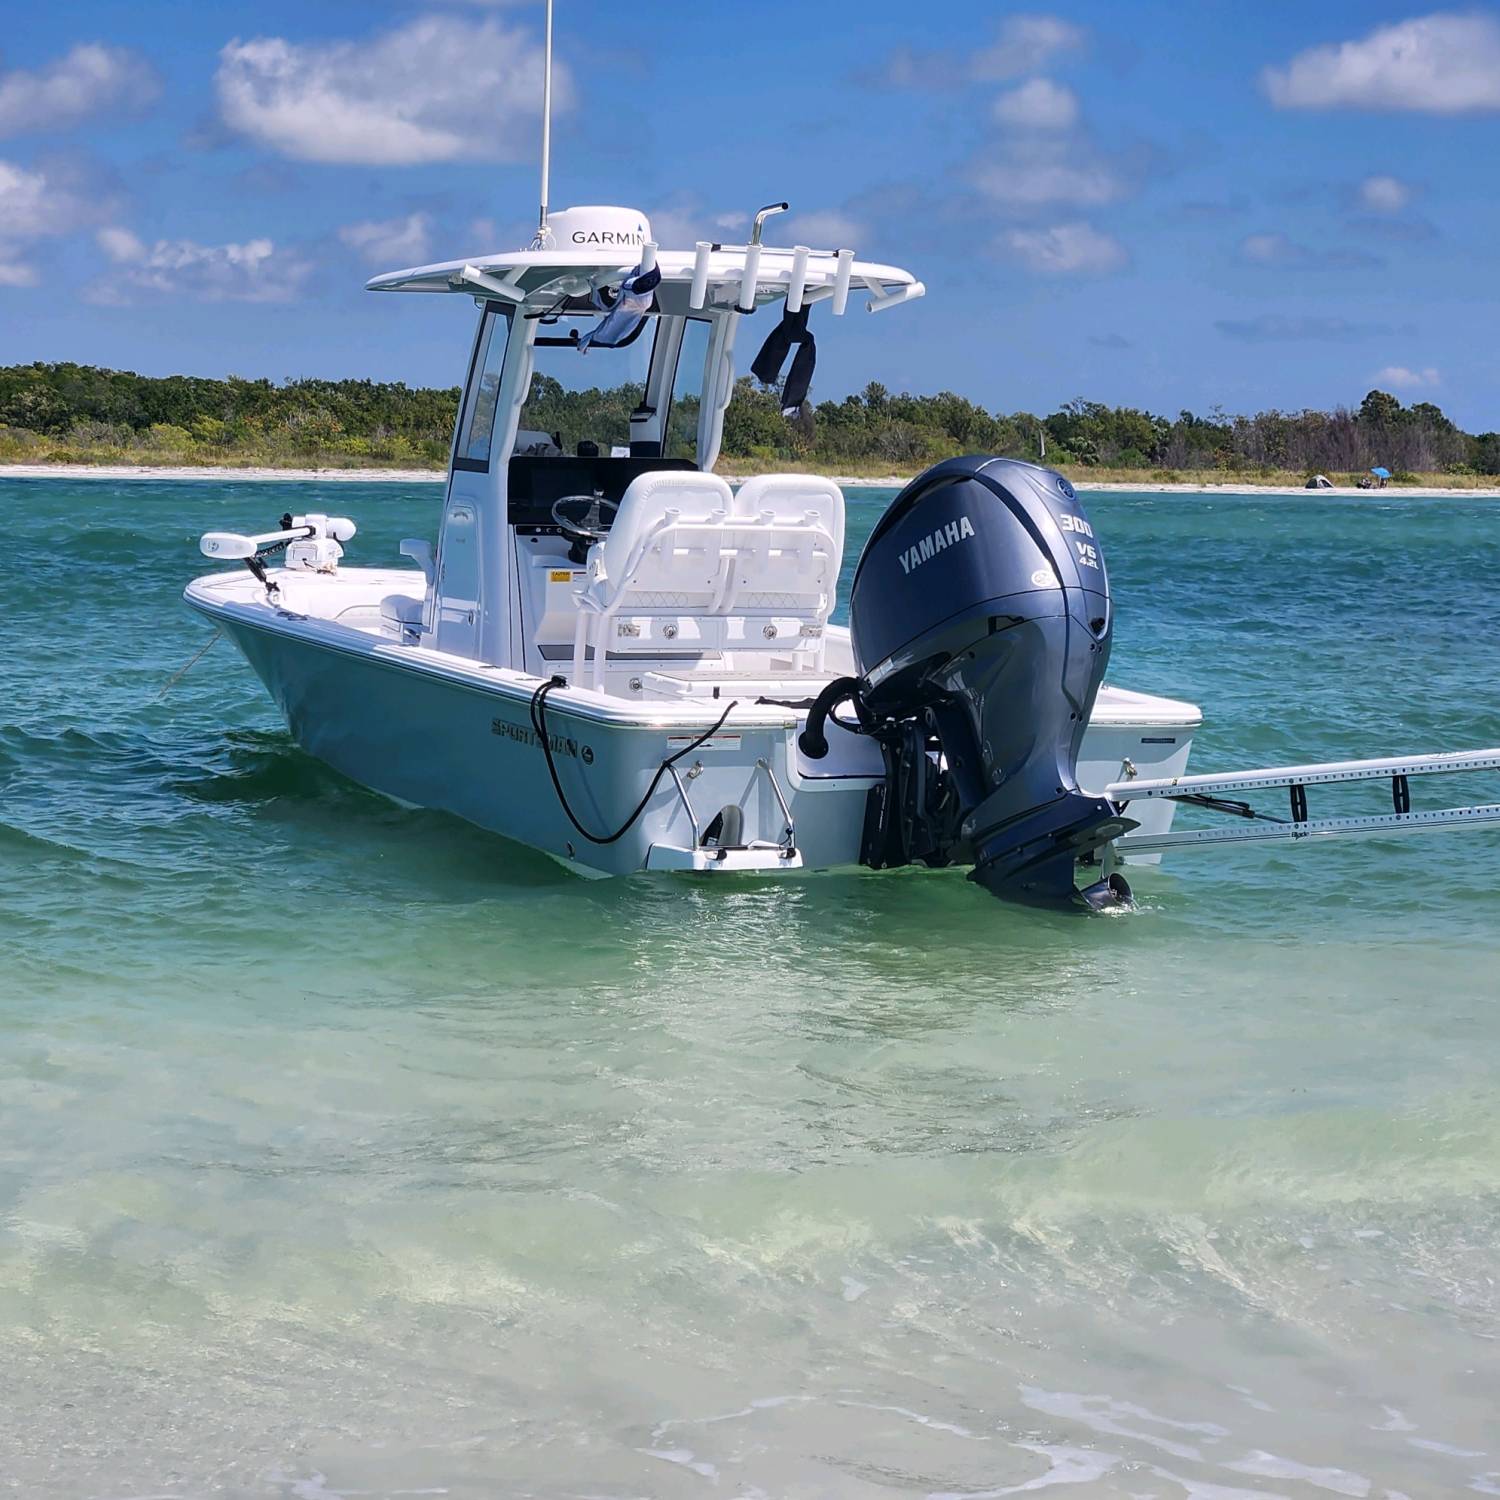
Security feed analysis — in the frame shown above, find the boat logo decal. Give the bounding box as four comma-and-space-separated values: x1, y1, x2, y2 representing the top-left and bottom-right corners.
570, 229, 646, 246
491, 716, 593, 765
898, 515, 975, 576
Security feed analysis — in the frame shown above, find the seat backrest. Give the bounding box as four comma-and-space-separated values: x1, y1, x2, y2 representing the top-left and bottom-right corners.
733, 474, 846, 571
579, 469, 839, 666
589, 470, 735, 607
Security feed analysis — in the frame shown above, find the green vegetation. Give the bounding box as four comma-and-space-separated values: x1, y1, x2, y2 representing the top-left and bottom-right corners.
0, 363, 457, 468
3, 361, 1498, 485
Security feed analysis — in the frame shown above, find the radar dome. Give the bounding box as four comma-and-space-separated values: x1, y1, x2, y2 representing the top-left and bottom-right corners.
544, 206, 652, 251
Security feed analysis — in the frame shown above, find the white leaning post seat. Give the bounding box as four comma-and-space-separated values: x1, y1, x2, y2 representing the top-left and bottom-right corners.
570, 471, 843, 688
380, 591, 425, 641
571, 471, 735, 687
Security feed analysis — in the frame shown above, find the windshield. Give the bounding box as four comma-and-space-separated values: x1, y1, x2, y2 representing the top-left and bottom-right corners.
521, 314, 653, 455
456, 306, 511, 466
664, 318, 711, 462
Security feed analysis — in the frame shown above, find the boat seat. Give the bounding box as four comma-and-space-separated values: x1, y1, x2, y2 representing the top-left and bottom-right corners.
380, 591, 425, 642
733, 473, 846, 578
570, 471, 840, 689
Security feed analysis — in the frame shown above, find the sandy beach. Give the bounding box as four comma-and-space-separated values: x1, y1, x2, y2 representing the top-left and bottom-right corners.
3, 461, 1499, 497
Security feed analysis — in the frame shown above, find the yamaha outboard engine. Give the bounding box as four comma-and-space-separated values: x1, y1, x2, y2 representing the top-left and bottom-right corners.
801, 456, 1136, 909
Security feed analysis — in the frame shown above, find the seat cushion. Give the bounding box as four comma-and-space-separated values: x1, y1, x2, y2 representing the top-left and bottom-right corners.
380, 593, 425, 627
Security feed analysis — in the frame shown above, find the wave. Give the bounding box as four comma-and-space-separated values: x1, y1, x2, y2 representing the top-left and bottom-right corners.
0, 817, 94, 862
168, 730, 384, 806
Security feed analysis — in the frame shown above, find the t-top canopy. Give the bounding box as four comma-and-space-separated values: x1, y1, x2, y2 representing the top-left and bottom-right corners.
366, 203, 924, 318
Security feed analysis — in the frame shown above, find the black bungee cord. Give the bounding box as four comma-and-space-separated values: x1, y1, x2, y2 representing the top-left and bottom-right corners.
528, 676, 739, 845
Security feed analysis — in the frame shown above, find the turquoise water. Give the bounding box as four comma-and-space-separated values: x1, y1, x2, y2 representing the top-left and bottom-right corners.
3, 477, 1499, 1499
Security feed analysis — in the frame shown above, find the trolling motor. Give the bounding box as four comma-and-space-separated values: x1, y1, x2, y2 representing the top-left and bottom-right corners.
200, 513, 356, 595
801, 456, 1135, 910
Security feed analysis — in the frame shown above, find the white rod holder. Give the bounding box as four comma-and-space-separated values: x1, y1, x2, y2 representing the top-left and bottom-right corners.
786, 246, 810, 313
831, 248, 854, 315
690, 242, 712, 309
867, 280, 926, 314
737, 242, 762, 312
639, 240, 658, 275
459, 265, 525, 302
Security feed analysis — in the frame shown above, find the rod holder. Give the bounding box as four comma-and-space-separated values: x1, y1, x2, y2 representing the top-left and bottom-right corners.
690, 242, 712, 309
867, 280, 926, 314
831, 248, 854, 316
459, 265, 525, 303
737, 242, 763, 312
639, 240, 658, 275
786, 246, 810, 313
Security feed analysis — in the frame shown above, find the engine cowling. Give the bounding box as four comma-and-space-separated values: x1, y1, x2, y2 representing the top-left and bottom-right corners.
828, 455, 1134, 908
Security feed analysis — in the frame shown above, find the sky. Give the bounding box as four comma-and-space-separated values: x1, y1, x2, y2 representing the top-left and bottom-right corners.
2, 0, 1498, 429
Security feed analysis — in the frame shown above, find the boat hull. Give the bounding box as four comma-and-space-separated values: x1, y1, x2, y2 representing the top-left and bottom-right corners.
193, 588, 1197, 879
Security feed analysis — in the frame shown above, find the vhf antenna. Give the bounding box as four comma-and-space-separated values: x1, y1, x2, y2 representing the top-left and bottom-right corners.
534, 0, 555, 248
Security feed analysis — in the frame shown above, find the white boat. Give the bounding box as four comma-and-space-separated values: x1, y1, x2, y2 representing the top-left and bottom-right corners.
182, 202, 1208, 907
183, 14, 1500, 908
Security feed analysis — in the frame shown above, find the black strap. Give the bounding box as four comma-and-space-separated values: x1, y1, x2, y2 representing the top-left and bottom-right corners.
782, 336, 816, 412
751, 305, 816, 413
529, 678, 738, 845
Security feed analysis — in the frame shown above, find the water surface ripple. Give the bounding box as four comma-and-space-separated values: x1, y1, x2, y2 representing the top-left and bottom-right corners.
2, 479, 1498, 1498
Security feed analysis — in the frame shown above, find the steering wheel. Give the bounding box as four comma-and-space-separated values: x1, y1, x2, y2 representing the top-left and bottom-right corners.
550, 492, 619, 548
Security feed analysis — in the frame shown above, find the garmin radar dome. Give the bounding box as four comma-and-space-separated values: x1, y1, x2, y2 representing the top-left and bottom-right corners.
542, 206, 652, 252
801, 456, 1135, 911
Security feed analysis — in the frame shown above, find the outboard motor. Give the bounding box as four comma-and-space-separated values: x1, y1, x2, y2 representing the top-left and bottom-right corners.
801, 456, 1136, 909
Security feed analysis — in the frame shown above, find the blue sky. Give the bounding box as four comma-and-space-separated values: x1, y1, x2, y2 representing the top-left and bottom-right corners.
2, 1, 1498, 428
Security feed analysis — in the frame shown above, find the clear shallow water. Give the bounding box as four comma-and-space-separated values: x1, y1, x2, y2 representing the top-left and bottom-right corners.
3, 477, 1499, 1499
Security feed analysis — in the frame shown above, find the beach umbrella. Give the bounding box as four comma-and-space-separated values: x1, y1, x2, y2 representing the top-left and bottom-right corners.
1370, 466, 1391, 479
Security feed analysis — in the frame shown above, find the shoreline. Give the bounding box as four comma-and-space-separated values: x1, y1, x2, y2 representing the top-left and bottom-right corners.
2, 461, 1498, 499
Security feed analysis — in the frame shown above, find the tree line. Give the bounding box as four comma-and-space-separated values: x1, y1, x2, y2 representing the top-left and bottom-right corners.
2, 361, 1496, 478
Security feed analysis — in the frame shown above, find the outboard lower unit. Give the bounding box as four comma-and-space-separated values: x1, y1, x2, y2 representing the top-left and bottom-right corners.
802, 456, 1136, 909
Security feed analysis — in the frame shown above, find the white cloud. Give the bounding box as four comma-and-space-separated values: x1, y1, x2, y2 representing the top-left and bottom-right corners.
1357, 173, 1412, 212
645, 205, 710, 246
466, 216, 499, 247
1240, 232, 1295, 264
972, 15, 1087, 79
1238, 231, 1381, 270
0, 157, 100, 286
0, 42, 159, 139
1373, 364, 1440, 389
878, 13, 1084, 87
0, 158, 90, 238
339, 211, 433, 266
96, 226, 147, 263
93, 227, 313, 303
781, 210, 866, 248
992, 77, 1079, 130
216, 15, 572, 165
0, 253, 38, 287
971, 135, 1127, 207
641, 201, 750, 247
1262, 12, 1500, 113
998, 221, 1125, 274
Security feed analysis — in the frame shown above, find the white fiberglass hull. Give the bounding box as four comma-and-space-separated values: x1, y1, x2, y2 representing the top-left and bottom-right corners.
186, 573, 1199, 880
